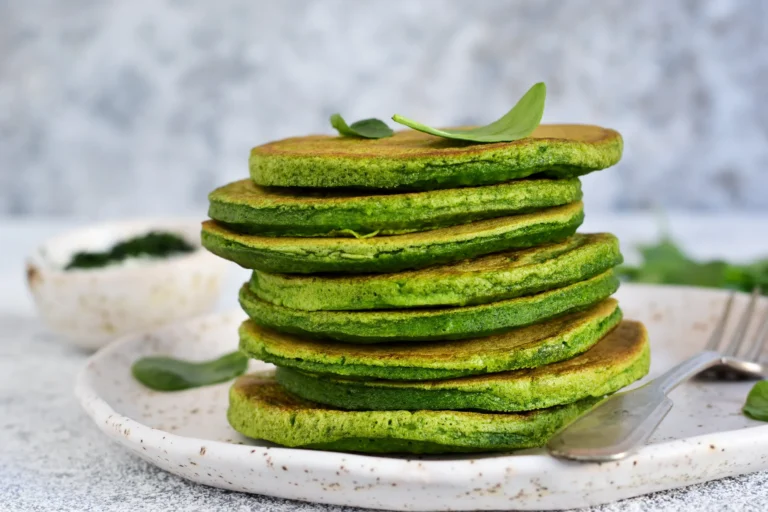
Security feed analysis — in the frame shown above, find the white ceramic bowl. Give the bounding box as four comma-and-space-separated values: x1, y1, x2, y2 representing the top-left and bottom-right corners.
26, 218, 230, 350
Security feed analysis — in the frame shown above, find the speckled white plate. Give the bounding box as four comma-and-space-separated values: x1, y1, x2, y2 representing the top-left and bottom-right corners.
76, 284, 768, 511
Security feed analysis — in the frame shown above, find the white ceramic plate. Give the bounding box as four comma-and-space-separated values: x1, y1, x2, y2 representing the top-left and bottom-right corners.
76, 284, 768, 511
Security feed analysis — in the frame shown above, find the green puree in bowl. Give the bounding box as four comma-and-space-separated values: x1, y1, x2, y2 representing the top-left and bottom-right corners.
66, 232, 194, 270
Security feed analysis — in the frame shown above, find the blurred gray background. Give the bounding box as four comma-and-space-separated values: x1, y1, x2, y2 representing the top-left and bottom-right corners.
2, 0, 767, 218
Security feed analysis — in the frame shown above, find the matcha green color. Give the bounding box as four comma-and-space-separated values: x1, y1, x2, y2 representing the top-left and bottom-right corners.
249, 124, 623, 190
201, 201, 584, 274
276, 320, 650, 412
208, 178, 582, 237
239, 299, 622, 380
228, 372, 602, 454
251, 233, 621, 311
238, 270, 619, 343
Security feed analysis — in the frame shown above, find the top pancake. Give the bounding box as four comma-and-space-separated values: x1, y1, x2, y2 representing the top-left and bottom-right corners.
250, 124, 622, 190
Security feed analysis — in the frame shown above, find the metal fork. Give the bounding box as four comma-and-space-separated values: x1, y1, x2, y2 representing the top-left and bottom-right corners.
547, 287, 768, 462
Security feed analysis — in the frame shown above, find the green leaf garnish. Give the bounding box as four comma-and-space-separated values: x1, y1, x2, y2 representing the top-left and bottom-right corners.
391, 82, 547, 143
330, 114, 394, 139
744, 381, 768, 422
618, 237, 768, 293
132, 351, 248, 391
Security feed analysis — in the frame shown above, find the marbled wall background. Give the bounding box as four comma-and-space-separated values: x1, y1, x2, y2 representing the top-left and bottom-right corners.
2, 0, 767, 217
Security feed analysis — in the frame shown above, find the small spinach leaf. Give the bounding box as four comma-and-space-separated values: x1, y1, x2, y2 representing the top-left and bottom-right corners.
330, 114, 394, 139
132, 351, 248, 391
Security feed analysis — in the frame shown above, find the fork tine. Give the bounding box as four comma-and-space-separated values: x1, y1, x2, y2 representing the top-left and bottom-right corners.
705, 292, 735, 351
744, 297, 768, 362
723, 287, 761, 357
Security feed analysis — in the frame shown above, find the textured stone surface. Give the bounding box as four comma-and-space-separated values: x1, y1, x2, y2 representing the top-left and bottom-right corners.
2, 216, 768, 511
1, 0, 767, 216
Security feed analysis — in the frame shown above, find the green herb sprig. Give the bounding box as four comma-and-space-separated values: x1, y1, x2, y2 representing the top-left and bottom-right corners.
132, 351, 248, 391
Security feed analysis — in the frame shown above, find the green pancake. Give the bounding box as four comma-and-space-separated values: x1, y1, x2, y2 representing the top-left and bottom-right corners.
239, 299, 622, 380
238, 270, 619, 343
208, 178, 582, 237
276, 320, 650, 413
202, 201, 584, 274
250, 124, 622, 190
228, 372, 602, 454
251, 233, 621, 311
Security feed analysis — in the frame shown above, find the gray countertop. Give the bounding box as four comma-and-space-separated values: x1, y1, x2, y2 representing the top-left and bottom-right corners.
2, 215, 768, 512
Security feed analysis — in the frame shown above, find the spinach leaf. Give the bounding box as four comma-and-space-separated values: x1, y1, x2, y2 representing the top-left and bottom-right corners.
330, 114, 394, 139
391, 82, 546, 143
132, 351, 248, 391
744, 381, 768, 422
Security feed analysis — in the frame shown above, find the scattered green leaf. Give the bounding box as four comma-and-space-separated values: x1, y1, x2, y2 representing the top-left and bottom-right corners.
391, 82, 546, 143
132, 351, 248, 391
66, 231, 195, 270
618, 237, 768, 293
744, 381, 768, 422
330, 114, 394, 139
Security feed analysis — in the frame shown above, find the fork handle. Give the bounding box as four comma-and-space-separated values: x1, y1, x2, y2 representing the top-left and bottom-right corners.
547, 351, 723, 462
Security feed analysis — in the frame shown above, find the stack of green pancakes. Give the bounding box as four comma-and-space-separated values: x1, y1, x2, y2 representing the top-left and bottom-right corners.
202, 124, 651, 454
